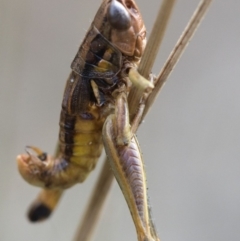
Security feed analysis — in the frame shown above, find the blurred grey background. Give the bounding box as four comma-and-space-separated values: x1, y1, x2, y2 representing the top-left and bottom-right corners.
1, 0, 240, 241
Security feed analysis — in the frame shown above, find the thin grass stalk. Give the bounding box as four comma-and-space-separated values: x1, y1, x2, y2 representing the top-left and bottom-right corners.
143, 0, 213, 119
73, 159, 114, 241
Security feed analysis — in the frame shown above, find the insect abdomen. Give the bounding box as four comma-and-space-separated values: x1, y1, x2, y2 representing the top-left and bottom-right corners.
59, 109, 104, 177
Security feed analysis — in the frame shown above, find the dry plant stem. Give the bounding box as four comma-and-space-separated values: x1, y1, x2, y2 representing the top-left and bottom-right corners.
73, 159, 114, 241
128, 0, 176, 120
143, 0, 213, 119
73, 0, 212, 241
138, 0, 176, 77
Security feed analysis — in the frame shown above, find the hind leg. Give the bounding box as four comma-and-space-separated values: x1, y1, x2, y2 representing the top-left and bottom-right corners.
102, 91, 157, 241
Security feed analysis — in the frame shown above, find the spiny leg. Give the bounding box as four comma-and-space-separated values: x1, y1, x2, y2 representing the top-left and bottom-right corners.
128, 68, 160, 241
102, 90, 156, 241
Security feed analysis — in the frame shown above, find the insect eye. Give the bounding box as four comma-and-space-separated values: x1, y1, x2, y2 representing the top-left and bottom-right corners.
38, 152, 47, 161
107, 0, 131, 30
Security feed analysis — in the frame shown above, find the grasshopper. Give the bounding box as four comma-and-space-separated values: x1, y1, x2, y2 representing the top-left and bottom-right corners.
17, 1, 158, 240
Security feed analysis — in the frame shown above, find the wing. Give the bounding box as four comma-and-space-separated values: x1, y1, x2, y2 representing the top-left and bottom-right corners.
71, 25, 122, 80
62, 71, 93, 114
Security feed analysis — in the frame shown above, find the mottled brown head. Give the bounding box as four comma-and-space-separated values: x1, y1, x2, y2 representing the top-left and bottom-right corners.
95, 0, 146, 60
17, 153, 47, 188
